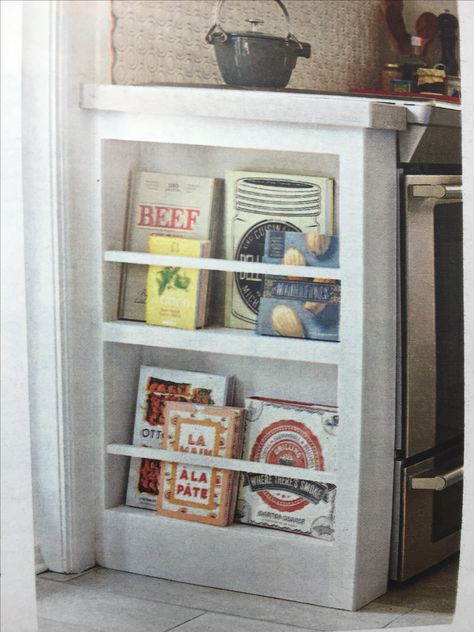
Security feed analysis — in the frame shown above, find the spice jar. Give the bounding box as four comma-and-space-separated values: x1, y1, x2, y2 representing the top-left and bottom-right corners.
390, 79, 412, 93
382, 63, 402, 92
417, 66, 446, 94
445, 75, 461, 98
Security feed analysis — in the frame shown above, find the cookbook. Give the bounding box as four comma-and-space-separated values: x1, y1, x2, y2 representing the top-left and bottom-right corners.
145, 235, 211, 330
223, 171, 334, 330
256, 277, 341, 342
236, 397, 338, 540
126, 365, 233, 510
119, 171, 220, 321
156, 402, 244, 526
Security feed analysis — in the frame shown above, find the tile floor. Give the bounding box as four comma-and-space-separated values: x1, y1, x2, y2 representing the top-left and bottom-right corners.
36, 554, 458, 632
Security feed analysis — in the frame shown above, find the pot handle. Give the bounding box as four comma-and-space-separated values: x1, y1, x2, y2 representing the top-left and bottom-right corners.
205, 0, 304, 47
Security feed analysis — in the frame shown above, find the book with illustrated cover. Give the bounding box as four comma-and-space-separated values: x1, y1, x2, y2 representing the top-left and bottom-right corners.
223, 171, 334, 330
263, 231, 339, 268
156, 402, 244, 526
126, 366, 233, 511
120, 171, 221, 322
256, 277, 341, 342
145, 235, 210, 330
236, 397, 338, 540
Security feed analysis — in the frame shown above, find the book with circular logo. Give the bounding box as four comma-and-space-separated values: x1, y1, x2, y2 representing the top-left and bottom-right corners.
224, 171, 334, 330
237, 397, 337, 540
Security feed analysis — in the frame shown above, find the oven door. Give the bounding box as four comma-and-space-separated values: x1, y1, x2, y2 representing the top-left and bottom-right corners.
401, 175, 463, 457
391, 447, 463, 581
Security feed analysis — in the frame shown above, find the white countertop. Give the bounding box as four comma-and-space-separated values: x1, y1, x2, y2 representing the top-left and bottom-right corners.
81, 84, 461, 131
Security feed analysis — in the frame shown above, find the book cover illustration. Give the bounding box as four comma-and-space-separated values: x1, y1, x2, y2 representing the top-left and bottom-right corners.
256, 277, 341, 342
126, 366, 232, 511
157, 402, 244, 526
223, 171, 334, 330
120, 171, 220, 321
263, 231, 339, 269
145, 235, 210, 330
237, 397, 338, 540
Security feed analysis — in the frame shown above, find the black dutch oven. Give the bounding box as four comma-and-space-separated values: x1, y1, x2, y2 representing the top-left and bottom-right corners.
206, 0, 311, 89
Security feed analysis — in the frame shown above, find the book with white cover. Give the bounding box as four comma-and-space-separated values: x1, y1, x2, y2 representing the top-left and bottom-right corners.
223, 171, 334, 330
126, 365, 233, 510
237, 397, 338, 540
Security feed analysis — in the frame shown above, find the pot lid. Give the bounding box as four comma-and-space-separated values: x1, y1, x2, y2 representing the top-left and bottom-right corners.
206, 1, 306, 49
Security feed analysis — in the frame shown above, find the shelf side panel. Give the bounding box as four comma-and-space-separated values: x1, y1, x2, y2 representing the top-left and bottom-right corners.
103, 342, 143, 510
351, 130, 398, 608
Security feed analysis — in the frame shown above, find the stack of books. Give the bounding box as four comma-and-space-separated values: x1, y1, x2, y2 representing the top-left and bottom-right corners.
126, 365, 234, 511
119, 171, 220, 322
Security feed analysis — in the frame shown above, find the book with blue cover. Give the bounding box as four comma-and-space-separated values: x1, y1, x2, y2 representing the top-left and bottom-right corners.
256, 278, 340, 342
257, 231, 341, 342
263, 231, 339, 269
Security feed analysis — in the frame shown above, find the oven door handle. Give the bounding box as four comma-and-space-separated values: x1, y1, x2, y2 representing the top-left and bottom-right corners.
410, 466, 464, 491
411, 184, 462, 199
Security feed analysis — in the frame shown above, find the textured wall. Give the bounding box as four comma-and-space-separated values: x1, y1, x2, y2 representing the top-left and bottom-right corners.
110, 0, 387, 91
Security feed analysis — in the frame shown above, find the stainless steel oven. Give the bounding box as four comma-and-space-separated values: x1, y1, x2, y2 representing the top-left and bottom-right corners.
391, 174, 464, 581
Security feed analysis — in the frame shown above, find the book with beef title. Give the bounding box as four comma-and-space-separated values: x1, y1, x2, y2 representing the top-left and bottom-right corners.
126, 366, 233, 511
145, 235, 210, 329
237, 397, 338, 540
156, 402, 244, 526
119, 171, 220, 321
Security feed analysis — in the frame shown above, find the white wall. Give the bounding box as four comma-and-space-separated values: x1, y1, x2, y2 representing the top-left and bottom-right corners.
0, 1, 38, 630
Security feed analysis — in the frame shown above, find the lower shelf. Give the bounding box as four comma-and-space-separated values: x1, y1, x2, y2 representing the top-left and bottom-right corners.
99, 505, 348, 608
102, 321, 340, 364
106, 504, 333, 544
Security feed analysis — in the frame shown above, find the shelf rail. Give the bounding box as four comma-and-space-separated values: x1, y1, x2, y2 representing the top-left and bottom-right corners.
107, 443, 337, 485
104, 250, 341, 280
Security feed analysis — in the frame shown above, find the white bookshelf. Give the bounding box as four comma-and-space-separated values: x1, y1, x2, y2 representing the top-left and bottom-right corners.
103, 321, 340, 364
81, 83, 399, 611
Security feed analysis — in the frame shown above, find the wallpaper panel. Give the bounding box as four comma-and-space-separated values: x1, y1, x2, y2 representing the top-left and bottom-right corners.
110, 0, 386, 92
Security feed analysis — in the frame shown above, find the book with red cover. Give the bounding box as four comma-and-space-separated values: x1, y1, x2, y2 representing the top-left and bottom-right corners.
126, 366, 233, 511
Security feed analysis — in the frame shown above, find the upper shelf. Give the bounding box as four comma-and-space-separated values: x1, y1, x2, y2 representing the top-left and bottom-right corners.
81, 84, 408, 131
